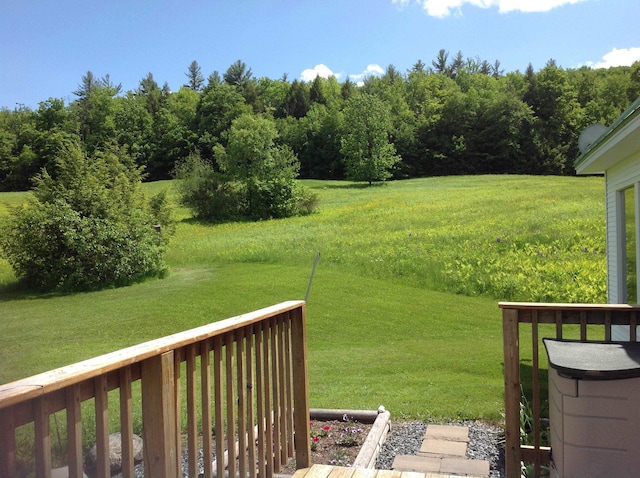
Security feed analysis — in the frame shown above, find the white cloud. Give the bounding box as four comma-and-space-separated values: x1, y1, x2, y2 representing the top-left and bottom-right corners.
300, 64, 339, 82
349, 64, 385, 85
588, 47, 640, 69
398, 0, 588, 18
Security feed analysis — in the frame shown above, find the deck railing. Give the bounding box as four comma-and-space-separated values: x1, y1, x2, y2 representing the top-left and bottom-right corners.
500, 302, 640, 478
0, 300, 311, 478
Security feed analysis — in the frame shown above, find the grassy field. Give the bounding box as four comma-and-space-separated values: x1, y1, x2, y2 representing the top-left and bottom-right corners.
0, 175, 606, 422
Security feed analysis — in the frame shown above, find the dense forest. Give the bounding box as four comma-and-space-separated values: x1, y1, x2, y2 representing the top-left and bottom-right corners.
1, 51, 639, 191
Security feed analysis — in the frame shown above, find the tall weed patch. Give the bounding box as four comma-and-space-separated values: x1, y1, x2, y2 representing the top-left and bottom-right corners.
3, 175, 606, 303
164, 175, 606, 303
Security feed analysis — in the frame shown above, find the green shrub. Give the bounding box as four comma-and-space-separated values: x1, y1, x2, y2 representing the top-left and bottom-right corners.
175, 114, 318, 222
0, 141, 172, 291
246, 176, 317, 220
174, 154, 248, 220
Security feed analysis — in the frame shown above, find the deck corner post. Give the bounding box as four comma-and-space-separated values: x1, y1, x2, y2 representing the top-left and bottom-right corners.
0, 407, 16, 478
502, 306, 521, 478
291, 303, 311, 469
141, 351, 178, 478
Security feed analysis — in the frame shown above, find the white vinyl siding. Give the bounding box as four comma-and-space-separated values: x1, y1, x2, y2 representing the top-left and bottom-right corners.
607, 153, 640, 303
605, 154, 640, 340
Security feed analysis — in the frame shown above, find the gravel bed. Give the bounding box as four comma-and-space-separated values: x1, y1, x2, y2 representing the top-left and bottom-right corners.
115, 448, 216, 477
375, 421, 505, 478
120, 421, 504, 477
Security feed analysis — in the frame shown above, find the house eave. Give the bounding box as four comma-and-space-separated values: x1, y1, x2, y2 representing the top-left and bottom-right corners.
575, 96, 640, 175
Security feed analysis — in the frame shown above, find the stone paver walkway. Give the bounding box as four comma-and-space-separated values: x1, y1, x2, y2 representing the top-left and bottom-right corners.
392, 425, 490, 477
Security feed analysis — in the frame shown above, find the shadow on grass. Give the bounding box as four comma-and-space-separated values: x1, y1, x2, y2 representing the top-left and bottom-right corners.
0, 279, 99, 302
0, 281, 54, 302
311, 182, 387, 190
0, 276, 156, 302
520, 361, 549, 405
177, 215, 255, 226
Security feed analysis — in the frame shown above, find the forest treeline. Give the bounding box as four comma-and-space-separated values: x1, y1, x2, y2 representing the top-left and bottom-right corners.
2, 52, 640, 191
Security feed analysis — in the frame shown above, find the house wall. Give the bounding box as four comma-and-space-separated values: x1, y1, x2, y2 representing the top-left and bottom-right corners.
605, 152, 640, 340
606, 152, 640, 302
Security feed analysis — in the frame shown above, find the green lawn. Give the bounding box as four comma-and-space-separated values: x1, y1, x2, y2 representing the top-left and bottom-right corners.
0, 175, 606, 421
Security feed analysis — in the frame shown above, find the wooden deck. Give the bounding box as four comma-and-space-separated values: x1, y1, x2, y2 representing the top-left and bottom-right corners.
292, 464, 484, 478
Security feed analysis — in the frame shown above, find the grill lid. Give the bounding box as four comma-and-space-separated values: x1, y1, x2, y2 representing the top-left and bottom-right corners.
543, 339, 640, 380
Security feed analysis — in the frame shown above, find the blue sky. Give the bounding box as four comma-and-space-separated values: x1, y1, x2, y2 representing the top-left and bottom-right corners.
1, 0, 639, 109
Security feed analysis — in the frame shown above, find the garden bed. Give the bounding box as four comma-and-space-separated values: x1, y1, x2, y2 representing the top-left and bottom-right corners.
282, 407, 391, 473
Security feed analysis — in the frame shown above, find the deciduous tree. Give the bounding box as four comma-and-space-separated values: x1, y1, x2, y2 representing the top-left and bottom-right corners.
340, 93, 401, 185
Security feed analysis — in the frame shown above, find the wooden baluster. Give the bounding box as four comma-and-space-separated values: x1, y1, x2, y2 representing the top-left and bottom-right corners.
284, 315, 295, 458
246, 326, 257, 478
186, 344, 198, 478
213, 336, 225, 478
605, 311, 612, 341
555, 310, 562, 339
255, 323, 266, 478
95, 375, 109, 478
270, 317, 282, 472
531, 311, 541, 478
237, 328, 248, 478
66, 384, 83, 478
174, 351, 183, 478
119, 368, 134, 478
631, 311, 638, 341
226, 333, 237, 478
263, 321, 274, 477
277, 315, 289, 463
202, 339, 213, 478
580, 310, 587, 341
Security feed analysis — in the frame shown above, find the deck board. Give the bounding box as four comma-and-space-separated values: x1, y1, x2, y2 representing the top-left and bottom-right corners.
292, 463, 487, 478
294, 465, 424, 478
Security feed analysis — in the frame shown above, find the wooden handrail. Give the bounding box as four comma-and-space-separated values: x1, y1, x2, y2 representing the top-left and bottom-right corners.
500, 302, 640, 478
0, 300, 311, 478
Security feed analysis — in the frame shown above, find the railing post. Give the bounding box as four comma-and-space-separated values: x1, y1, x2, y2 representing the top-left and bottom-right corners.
291, 304, 311, 469
141, 351, 178, 478
34, 396, 52, 478
503, 307, 521, 478
0, 407, 16, 477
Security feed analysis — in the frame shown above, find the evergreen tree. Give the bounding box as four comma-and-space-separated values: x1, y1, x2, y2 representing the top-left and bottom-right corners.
185, 60, 204, 91
281, 80, 310, 118
0, 141, 172, 291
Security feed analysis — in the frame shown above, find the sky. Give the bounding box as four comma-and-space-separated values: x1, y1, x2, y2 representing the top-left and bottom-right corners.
1, 0, 639, 109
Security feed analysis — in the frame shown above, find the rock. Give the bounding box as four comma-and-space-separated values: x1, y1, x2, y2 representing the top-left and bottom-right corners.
51, 466, 89, 478
87, 432, 144, 474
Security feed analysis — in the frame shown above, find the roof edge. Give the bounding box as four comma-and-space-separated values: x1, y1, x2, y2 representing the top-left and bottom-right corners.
575, 95, 640, 171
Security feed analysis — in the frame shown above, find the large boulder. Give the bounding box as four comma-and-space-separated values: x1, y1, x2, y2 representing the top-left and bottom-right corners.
86, 432, 144, 475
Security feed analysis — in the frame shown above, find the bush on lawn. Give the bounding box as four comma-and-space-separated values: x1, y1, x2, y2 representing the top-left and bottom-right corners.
175, 114, 317, 222
0, 141, 173, 291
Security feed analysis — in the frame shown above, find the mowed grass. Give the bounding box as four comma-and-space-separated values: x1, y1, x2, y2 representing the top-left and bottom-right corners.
0, 175, 605, 421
